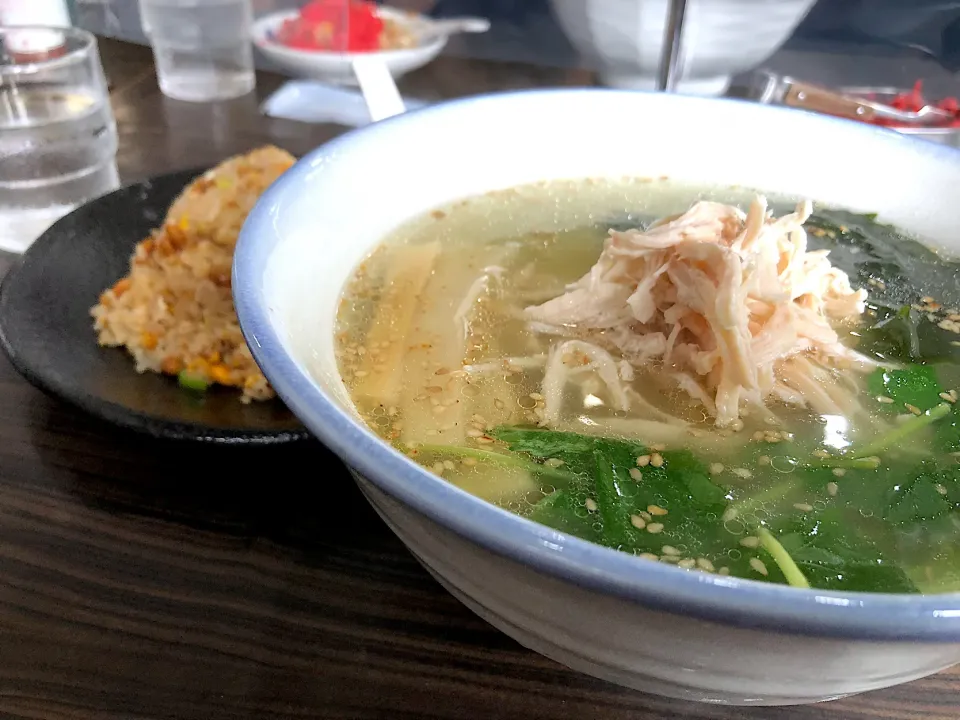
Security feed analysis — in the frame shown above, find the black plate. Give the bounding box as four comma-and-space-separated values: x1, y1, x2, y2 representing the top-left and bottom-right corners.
0, 170, 309, 444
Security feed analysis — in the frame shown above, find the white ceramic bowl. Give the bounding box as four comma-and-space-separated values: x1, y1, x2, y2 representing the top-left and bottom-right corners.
234, 89, 960, 706
251, 8, 446, 86
549, 0, 817, 96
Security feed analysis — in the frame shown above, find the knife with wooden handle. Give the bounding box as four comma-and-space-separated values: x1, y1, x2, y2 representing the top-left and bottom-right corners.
781, 80, 878, 122
748, 70, 952, 125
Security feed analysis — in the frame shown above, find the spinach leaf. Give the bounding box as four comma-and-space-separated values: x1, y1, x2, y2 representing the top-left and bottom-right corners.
529, 490, 599, 542
867, 365, 944, 411
492, 426, 785, 581
855, 305, 922, 362
491, 426, 960, 593
491, 426, 618, 459
881, 460, 960, 526
900, 515, 960, 593
937, 412, 960, 453
772, 507, 917, 593
593, 450, 640, 550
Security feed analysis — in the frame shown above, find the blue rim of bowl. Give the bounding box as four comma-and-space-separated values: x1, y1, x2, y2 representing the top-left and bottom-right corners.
235, 87, 960, 642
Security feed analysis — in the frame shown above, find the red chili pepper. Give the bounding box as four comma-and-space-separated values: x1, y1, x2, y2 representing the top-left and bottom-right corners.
859, 78, 960, 128
276, 0, 384, 53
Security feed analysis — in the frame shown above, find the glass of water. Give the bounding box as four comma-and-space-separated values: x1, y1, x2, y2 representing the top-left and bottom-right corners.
139, 0, 256, 103
0, 26, 119, 253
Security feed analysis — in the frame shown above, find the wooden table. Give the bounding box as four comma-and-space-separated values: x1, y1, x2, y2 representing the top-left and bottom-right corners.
0, 38, 957, 720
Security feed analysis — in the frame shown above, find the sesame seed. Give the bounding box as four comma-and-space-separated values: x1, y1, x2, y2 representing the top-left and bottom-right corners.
636, 455, 651, 467
941, 392, 957, 404
877, 395, 894, 404
718, 566, 731, 576
793, 502, 814, 512
638, 553, 659, 562
749, 558, 769, 576
722, 507, 738, 522
544, 458, 565, 468
832, 468, 846, 477
905, 403, 922, 416
432, 462, 445, 475
650, 453, 665, 468
739, 536, 760, 548
647, 504, 668, 516
813, 449, 830, 458
827, 481, 838, 496
709, 463, 725, 476
730, 419, 744, 432
585, 498, 598, 512
677, 558, 696, 569
462, 457, 478, 467
758, 455, 771, 466
442, 460, 455, 470
466, 429, 484, 438
696, 558, 716, 572
630, 515, 646, 530
661, 545, 681, 556
639, 511, 652, 521
649, 443, 667, 452
529, 392, 543, 401
646, 523, 664, 534
629, 468, 643, 481
354, 370, 368, 378
731, 467, 753, 479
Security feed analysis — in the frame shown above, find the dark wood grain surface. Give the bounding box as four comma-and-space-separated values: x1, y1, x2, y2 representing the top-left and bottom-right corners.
1, 38, 958, 720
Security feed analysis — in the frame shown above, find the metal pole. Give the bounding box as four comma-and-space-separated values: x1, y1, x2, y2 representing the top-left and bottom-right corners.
656, 0, 689, 92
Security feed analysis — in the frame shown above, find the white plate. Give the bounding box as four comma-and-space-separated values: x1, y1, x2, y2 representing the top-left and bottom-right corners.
252, 7, 447, 86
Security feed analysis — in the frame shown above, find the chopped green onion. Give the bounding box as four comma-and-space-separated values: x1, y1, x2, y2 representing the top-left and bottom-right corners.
178, 370, 209, 392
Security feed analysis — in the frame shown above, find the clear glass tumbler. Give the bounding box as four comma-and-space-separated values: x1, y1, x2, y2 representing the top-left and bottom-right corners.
0, 25, 119, 252
139, 0, 256, 103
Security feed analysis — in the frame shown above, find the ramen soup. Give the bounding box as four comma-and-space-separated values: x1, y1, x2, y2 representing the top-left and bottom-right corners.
334, 179, 960, 594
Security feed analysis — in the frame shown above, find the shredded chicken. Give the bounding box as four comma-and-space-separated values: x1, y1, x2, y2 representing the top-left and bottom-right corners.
541, 340, 631, 426
525, 196, 873, 427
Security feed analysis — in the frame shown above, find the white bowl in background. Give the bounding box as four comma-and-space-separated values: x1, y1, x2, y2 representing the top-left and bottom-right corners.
549, 0, 817, 96
251, 7, 447, 86
234, 89, 960, 706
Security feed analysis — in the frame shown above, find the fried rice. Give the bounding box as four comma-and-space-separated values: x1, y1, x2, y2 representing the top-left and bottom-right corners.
91, 145, 297, 403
